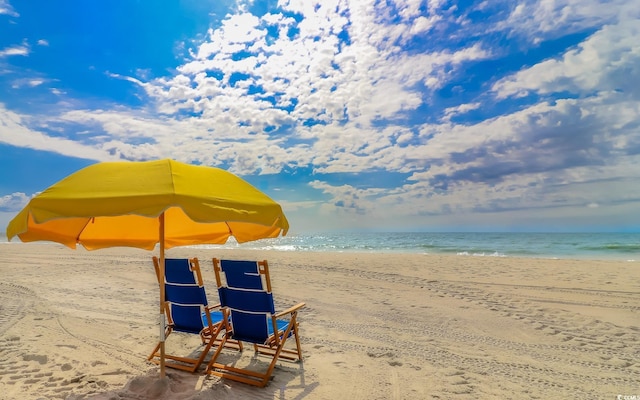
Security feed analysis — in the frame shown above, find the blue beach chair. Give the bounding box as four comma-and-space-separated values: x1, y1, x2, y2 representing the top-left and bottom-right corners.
206, 258, 305, 387
148, 257, 231, 372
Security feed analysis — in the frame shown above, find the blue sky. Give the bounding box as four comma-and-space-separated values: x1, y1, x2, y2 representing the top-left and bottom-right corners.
1, 0, 639, 234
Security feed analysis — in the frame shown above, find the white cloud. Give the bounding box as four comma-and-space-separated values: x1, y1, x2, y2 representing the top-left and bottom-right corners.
0, 45, 29, 57
143, 0, 493, 143
442, 102, 481, 122
500, 0, 629, 43
0, 104, 116, 161
410, 15, 440, 35
0, 0, 18, 17
10, 77, 46, 89
493, 17, 640, 99
0, 192, 29, 212
26, 0, 627, 191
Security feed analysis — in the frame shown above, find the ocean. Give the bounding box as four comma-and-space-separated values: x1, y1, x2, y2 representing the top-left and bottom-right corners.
204, 232, 640, 261
2, 232, 640, 261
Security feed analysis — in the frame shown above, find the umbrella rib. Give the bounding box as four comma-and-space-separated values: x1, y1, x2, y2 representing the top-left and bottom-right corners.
75, 217, 94, 246
225, 221, 233, 238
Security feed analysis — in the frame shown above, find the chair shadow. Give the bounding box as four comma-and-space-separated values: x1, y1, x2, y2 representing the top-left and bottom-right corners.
197, 346, 320, 399
82, 353, 318, 400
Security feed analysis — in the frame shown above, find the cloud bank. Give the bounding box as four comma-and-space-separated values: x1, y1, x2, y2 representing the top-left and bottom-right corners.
1, 0, 639, 231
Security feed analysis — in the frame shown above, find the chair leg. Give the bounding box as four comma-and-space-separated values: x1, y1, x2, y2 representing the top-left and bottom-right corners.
254, 319, 302, 362
148, 324, 224, 373
207, 323, 298, 387
206, 335, 278, 387
191, 337, 216, 372
149, 339, 217, 373
293, 322, 303, 360
148, 341, 162, 361
205, 335, 229, 374
148, 326, 171, 361
260, 325, 296, 386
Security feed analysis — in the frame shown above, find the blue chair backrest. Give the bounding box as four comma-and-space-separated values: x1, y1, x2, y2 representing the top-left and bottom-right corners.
163, 258, 208, 333
218, 287, 275, 343
220, 260, 263, 290
165, 258, 197, 284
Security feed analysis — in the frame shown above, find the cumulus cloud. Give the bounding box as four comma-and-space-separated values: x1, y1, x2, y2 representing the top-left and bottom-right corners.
2, 1, 491, 180
2, 0, 640, 230
442, 102, 481, 122
0, 192, 29, 212
0, 104, 117, 161
124, 0, 493, 176
493, 17, 640, 99
499, 0, 629, 43
10, 77, 46, 89
0, 44, 29, 57
0, 0, 18, 17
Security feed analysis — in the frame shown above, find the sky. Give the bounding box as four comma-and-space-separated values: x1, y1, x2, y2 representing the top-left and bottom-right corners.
1, 0, 639, 234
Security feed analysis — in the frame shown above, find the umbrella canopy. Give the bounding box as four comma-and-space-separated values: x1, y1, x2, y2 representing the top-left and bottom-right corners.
7, 158, 289, 249
6, 158, 289, 377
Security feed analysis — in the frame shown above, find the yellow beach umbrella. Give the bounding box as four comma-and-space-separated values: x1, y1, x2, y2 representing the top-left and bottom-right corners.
6, 158, 289, 377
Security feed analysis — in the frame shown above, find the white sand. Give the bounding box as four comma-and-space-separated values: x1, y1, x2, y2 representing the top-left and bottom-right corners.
0, 243, 638, 399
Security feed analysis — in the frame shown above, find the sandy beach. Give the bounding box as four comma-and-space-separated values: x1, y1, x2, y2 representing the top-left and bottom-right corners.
0, 243, 638, 399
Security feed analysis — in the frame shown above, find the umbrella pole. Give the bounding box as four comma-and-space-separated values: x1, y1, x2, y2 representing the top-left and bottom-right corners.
159, 212, 166, 378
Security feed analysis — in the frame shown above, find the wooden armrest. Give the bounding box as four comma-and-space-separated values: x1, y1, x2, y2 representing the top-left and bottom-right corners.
274, 302, 306, 319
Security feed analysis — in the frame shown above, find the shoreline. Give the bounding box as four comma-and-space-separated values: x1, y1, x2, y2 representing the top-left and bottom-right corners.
0, 240, 639, 262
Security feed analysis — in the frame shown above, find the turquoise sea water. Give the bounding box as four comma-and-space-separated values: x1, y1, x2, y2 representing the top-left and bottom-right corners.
2, 232, 640, 261
208, 232, 640, 261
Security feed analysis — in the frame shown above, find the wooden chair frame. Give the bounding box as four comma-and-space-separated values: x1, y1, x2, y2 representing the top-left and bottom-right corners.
205, 258, 305, 387
147, 257, 232, 373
